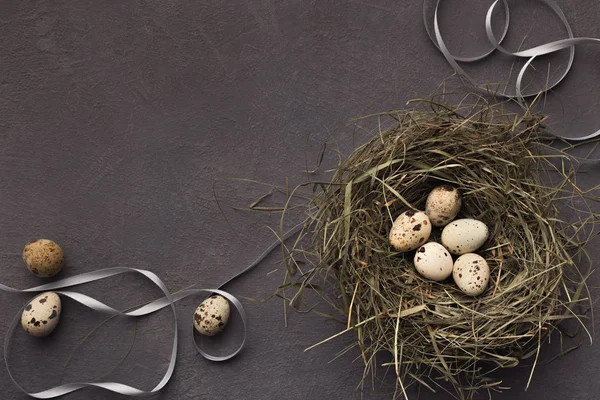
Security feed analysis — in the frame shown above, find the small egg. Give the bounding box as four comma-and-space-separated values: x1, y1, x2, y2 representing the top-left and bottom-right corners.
452, 253, 490, 296
425, 186, 462, 227
193, 295, 230, 336
22, 239, 64, 278
389, 210, 432, 253
441, 218, 489, 255
413, 242, 453, 281
21, 292, 62, 337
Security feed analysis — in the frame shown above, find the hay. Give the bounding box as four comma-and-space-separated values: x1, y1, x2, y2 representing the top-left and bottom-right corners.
280, 98, 599, 399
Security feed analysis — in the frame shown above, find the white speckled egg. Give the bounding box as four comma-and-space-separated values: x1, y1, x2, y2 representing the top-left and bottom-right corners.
193, 295, 230, 336
441, 218, 489, 255
413, 242, 453, 281
21, 292, 61, 337
22, 239, 64, 278
425, 186, 462, 227
389, 210, 432, 253
452, 253, 490, 296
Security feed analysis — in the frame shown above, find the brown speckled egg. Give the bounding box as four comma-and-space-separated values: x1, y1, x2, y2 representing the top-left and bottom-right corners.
452, 253, 490, 296
413, 242, 454, 281
22, 239, 64, 278
389, 210, 432, 253
441, 219, 489, 255
21, 292, 61, 337
425, 186, 462, 227
193, 295, 230, 336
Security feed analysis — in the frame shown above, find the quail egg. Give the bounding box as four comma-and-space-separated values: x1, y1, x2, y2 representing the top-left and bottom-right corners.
22, 239, 64, 277
21, 292, 62, 337
413, 242, 454, 281
425, 186, 462, 227
453, 253, 490, 296
441, 219, 489, 255
193, 295, 230, 336
389, 210, 432, 253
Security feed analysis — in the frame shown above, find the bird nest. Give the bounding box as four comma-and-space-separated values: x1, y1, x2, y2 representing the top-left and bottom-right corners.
281, 100, 597, 399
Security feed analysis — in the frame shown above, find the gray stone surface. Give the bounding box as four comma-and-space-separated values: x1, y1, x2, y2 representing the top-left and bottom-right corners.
0, 0, 600, 399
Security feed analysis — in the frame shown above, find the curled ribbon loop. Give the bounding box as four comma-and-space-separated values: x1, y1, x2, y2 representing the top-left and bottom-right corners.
1, 222, 304, 398
424, 0, 600, 141
424, 0, 511, 63
3, 267, 179, 398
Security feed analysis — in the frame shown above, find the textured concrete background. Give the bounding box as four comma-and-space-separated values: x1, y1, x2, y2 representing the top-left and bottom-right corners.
1, 1, 600, 399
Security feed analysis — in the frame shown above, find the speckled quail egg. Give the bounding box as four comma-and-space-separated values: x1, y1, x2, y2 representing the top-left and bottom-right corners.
425, 186, 462, 227
413, 242, 454, 281
22, 239, 64, 277
21, 292, 61, 337
193, 295, 230, 336
452, 253, 490, 296
441, 218, 489, 255
389, 210, 432, 253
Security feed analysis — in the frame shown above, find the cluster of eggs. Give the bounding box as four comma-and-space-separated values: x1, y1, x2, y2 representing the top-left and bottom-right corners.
19, 239, 230, 338
20, 239, 64, 337
389, 186, 490, 296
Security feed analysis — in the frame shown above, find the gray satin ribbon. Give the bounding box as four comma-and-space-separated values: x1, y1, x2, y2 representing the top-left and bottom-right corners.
1, 221, 304, 398
424, 0, 600, 141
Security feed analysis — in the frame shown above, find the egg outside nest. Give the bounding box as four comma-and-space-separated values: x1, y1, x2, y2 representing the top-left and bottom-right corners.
21, 292, 62, 337
193, 295, 230, 336
22, 239, 64, 278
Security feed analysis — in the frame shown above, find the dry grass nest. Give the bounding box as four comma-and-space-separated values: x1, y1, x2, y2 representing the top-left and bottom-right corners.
280, 99, 599, 399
